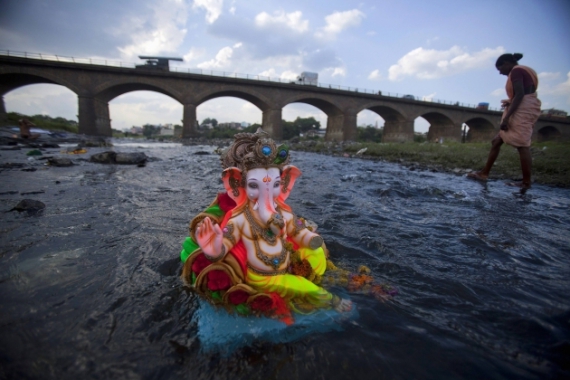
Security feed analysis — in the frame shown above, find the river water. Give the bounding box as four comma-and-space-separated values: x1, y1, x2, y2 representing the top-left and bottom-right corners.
0, 141, 569, 380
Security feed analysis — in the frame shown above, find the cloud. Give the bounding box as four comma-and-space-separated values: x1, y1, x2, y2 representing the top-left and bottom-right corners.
388, 46, 505, 81
316, 9, 365, 39
193, 0, 224, 24
205, 11, 346, 75
116, 0, 189, 60
368, 69, 381, 80
197, 43, 242, 69
331, 67, 346, 77
207, 13, 308, 59
539, 71, 570, 106
198, 97, 262, 123
110, 92, 182, 130
0, 1, 135, 57
255, 10, 309, 33
4, 84, 78, 121
553, 72, 570, 95
491, 88, 504, 96
538, 72, 561, 81
183, 47, 206, 62
258, 68, 298, 81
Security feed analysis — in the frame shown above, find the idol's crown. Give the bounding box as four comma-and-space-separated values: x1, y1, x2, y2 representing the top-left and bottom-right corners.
221, 128, 290, 172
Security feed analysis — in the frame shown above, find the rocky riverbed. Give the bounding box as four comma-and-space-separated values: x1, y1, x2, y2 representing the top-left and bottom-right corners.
1, 134, 569, 379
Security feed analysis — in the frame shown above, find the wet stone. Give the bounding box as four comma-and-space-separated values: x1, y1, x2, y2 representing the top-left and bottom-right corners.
47, 157, 74, 167
90, 151, 116, 164
115, 152, 148, 165
9, 199, 46, 213
90, 151, 148, 165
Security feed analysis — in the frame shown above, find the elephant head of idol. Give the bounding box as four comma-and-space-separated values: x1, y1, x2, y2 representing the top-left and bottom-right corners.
220, 129, 301, 235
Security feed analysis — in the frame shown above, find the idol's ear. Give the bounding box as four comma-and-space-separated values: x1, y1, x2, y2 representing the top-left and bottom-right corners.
221, 167, 246, 205
277, 165, 302, 204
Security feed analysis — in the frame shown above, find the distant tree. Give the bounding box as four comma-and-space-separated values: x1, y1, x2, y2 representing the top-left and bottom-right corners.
174, 124, 182, 138
242, 123, 260, 133
143, 124, 159, 138
282, 120, 300, 140
294, 116, 320, 133
6, 112, 78, 133
201, 117, 211, 126
211, 118, 218, 127
357, 125, 383, 142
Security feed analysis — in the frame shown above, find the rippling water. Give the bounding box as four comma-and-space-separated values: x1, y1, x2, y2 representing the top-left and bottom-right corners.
1, 141, 569, 379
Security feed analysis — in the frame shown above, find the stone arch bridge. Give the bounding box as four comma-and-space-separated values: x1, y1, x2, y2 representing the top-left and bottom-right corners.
1, 55, 568, 142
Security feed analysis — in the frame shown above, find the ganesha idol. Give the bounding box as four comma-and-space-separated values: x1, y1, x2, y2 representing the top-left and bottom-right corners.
180, 129, 351, 324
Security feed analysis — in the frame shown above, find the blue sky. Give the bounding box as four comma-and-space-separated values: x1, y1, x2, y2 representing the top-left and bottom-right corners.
1, 0, 569, 133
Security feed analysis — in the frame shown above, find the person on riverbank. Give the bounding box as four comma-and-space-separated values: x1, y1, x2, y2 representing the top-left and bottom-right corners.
18, 118, 40, 140
467, 53, 541, 190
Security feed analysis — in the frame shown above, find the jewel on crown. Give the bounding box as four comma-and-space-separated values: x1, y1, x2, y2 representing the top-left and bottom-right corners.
221, 128, 290, 173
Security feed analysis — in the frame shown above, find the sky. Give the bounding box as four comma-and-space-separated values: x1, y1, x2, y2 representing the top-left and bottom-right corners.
1, 0, 569, 133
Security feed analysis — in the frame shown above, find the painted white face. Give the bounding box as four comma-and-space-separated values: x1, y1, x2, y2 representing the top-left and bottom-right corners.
246, 167, 281, 203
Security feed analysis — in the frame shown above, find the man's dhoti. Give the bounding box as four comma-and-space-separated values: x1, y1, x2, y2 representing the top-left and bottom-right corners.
499, 93, 541, 148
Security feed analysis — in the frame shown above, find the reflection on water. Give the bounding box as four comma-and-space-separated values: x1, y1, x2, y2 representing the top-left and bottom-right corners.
0, 140, 569, 379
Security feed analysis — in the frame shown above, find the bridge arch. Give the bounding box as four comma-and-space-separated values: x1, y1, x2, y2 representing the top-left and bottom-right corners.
0, 70, 80, 95
196, 87, 273, 111
412, 111, 458, 142
280, 94, 349, 141
356, 102, 408, 142
94, 80, 182, 103
464, 117, 496, 142
536, 125, 561, 142
281, 93, 344, 115
194, 88, 278, 137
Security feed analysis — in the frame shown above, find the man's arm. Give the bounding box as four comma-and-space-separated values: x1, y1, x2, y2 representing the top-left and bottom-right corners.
501, 74, 525, 130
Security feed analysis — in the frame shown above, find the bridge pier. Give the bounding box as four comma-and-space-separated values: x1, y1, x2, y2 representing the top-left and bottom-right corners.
342, 111, 358, 141
427, 122, 462, 143
78, 95, 98, 136
325, 114, 345, 141
94, 98, 112, 136
262, 109, 282, 140
78, 96, 112, 136
382, 119, 414, 142
0, 95, 7, 125
466, 119, 497, 142
182, 104, 198, 138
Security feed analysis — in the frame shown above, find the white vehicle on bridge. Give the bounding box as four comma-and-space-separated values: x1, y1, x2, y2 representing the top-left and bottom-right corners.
291, 72, 318, 86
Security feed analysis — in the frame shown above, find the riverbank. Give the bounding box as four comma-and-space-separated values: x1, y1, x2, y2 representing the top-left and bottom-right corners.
2, 124, 568, 188
286, 140, 570, 188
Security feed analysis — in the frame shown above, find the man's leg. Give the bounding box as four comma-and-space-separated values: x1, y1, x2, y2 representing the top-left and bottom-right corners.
517, 147, 532, 188
468, 135, 503, 180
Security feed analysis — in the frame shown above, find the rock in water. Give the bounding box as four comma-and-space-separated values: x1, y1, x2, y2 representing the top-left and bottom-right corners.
115, 152, 148, 165
47, 157, 73, 167
90, 151, 116, 164
90, 151, 147, 165
10, 199, 46, 213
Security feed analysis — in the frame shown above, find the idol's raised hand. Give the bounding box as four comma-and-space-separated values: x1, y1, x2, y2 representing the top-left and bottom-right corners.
195, 217, 224, 260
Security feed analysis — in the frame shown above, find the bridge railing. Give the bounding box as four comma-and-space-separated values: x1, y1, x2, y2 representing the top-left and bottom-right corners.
0, 49, 502, 111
